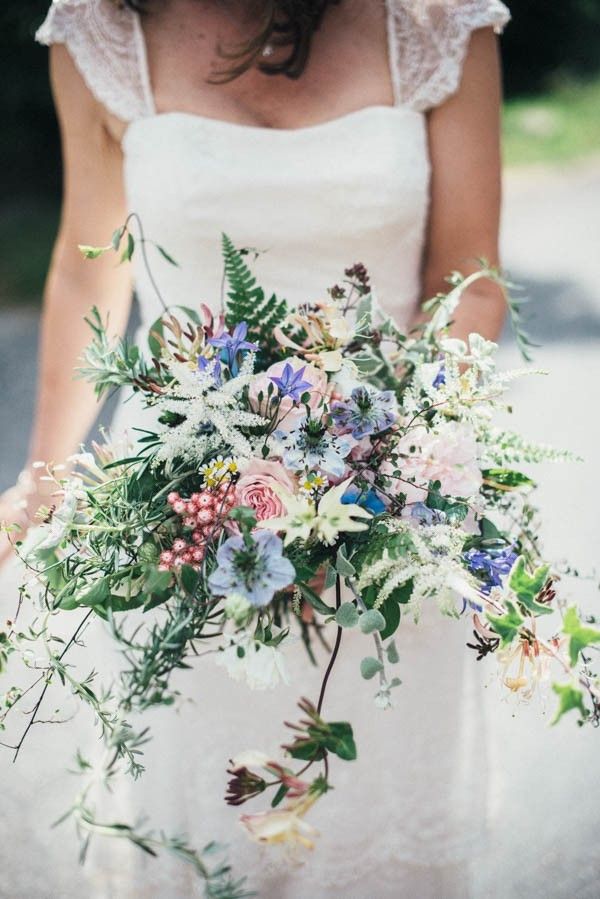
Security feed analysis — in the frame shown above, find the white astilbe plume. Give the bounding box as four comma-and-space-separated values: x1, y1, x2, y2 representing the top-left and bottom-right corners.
357, 520, 481, 620
153, 353, 267, 469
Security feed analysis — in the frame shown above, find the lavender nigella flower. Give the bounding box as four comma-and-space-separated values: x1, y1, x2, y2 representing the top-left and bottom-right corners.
269, 363, 313, 404
330, 386, 398, 439
209, 322, 258, 376
208, 531, 295, 607
463, 545, 518, 594
275, 415, 352, 478
410, 502, 447, 526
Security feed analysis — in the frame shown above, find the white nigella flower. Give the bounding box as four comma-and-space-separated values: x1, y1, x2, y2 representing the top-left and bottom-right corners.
24, 486, 86, 557
216, 630, 290, 690
153, 353, 266, 469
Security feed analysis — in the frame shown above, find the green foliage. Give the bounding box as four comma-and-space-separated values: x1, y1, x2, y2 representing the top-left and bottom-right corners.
222, 233, 288, 365
360, 656, 384, 680
551, 682, 588, 725
509, 557, 554, 616
562, 606, 600, 666
335, 602, 359, 628
359, 609, 386, 634
482, 468, 536, 491
487, 601, 525, 646
287, 717, 357, 763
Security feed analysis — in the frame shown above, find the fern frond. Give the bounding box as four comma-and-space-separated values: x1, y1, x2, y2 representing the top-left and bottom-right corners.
221, 234, 288, 365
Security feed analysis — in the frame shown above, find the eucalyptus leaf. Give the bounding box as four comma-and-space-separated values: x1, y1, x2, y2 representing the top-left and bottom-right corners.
360, 656, 384, 680
359, 609, 386, 634
336, 602, 360, 629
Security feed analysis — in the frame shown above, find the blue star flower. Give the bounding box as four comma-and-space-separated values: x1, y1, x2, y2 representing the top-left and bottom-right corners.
208, 322, 258, 376
342, 484, 386, 515
269, 363, 313, 404
208, 531, 295, 607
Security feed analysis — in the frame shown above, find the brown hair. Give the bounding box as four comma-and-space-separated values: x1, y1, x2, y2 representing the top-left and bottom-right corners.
121, 0, 342, 80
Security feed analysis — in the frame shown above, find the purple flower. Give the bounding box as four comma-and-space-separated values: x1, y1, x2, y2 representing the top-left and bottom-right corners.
432, 365, 446, 389
269, 363, 313, 404
331, 386, 397, 439
463, 545, 518, 594
208, 531, 295, 607
208, 322, 258, 376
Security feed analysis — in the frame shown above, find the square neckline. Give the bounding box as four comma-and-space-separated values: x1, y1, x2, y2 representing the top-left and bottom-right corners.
131, 0, 403, 135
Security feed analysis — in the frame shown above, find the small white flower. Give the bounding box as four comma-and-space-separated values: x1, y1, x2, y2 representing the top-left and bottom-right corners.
216, 631, 290, 690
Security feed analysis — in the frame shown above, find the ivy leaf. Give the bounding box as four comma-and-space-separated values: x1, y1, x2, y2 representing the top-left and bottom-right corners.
509, 557, 553, 616
486, 601, 524, 645
551, 682, 588, 725
562, 606, 600, 666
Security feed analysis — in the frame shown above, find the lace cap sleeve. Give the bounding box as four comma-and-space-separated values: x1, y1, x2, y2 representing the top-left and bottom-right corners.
35, 0, 154, 123
388, 0, 511, 112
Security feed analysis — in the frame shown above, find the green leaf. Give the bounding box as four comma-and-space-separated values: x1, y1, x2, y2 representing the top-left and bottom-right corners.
324, 721, 357, 761
120, 232, 135, 263
78, 577, 112, 608
386, 640, 399, 664
379, 597, 402, 640
335, 545, 356, 578
271, 784, 290, 808
111, 226, 125, 251
180, 564, 200, 597
551, 682, 588, 725
78, 244, 110, 259
562, 606, 600, 666
143, 567, 172, 594
335, 602, 360, 628
509, 557, 553, 616
298, 582, 335, 616
359, 609, 386, 634
486, 601, 524, 646
482, 468, 536, 490
360, 656, 384, 680
156, 244, 179, 266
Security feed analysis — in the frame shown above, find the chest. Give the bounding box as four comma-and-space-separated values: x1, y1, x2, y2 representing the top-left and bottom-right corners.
139, 0, 395, 127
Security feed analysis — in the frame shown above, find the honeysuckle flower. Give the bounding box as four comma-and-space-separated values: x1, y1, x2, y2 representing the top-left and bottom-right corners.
209, 321, 258, 375
259, 479, 371, 546
24, 488, 84, 555
274, 415, 353, 478
215, 630, 290, 690
240, 791, 320, 849
208, 531, 295, 606
331, 385, 398, 439
496, 632, 560, 701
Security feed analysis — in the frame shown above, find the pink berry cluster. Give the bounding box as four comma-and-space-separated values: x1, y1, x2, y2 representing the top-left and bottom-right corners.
158, 486, 235, 571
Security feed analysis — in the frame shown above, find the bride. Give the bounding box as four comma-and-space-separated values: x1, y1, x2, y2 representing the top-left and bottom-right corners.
0, 1, 516, 897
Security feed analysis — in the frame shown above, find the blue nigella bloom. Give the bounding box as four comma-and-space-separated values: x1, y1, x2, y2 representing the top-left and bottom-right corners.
270, 363, 313, 404
275, 415, 352, 478
208, 322, 258, 376
342, 483, 386, 516
208, 531, 295, 607
330, 386, 398, 439
463, 545, 518, 595
197, 355, 222, 387
410, 502, 447, 526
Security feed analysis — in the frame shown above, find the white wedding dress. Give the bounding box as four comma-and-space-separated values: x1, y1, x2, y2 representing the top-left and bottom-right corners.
9, 2, 597, 898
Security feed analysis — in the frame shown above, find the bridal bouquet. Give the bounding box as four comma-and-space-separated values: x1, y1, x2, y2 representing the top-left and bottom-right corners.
2, 226, 598, 896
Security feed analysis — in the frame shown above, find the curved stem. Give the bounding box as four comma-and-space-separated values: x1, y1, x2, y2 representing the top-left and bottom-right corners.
317, 576, 343, 715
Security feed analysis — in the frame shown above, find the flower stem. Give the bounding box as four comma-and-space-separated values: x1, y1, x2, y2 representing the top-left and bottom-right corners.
317, 576, 343, 715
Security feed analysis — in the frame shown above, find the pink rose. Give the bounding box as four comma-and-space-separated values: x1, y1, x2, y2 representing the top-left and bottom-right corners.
229, 460, 296, 530
249, 357, 328, 432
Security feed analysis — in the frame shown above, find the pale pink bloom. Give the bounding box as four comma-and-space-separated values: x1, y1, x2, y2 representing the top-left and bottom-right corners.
395, 421, 482, 499
229, 460, 297, 532
248, 356, 328, 431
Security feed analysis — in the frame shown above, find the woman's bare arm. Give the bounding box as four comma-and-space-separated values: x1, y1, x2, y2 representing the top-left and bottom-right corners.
1, 45, 132, 553
419, 27, 507, 342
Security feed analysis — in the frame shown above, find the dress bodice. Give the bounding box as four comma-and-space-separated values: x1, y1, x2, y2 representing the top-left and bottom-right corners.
36, 0, 510, 327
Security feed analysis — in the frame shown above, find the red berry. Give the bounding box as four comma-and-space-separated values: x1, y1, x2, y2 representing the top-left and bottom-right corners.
173, 500, 186, 515
191, 547, 205, 562
196, 508, 215, 525
196, 492, 214, 510
191, 529, 204, 545
172, 538, 187, 553
167, 491, 180, 505
183, 516, 196, 528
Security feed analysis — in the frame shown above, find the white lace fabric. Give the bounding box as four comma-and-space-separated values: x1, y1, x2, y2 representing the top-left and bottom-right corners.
37, 0, 510, 123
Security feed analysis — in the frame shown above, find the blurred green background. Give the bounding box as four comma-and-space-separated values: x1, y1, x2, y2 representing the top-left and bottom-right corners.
1, 0, 599, 307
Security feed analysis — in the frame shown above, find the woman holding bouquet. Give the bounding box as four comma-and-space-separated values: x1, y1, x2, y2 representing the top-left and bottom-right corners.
0, 1, 518, 896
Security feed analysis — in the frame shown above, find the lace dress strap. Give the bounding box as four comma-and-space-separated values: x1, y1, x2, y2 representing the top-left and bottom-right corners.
35, 0, 154, 123
387, 0, 511, 112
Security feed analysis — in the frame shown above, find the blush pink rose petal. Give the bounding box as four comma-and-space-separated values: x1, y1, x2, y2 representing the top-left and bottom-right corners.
230, 460, 297, 531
